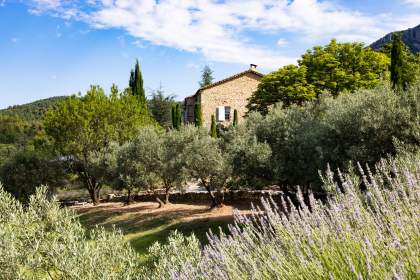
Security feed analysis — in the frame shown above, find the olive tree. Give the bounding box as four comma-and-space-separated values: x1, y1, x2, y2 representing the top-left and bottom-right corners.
115, 127, 164, 206
182, 126, 232, 208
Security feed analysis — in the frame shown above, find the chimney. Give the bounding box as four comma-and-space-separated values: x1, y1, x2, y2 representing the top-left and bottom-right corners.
250, 64, 257, 70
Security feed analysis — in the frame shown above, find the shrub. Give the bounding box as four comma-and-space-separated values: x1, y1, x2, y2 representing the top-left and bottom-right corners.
148, 153, 420, 279
254, 82, 420, 192
0, 186, 140, 279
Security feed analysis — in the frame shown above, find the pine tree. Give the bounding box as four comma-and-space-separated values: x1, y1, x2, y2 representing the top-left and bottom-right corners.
194, 103, 203, 127
233, 109, 238, 127
199, 65, 214, 87
210, 115, 217, 138
129, 60, 148, 112
390, 34, 405, 90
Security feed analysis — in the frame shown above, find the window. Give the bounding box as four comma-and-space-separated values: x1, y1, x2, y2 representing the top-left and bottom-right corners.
225, 106, 231, 121
216, 106, 231, 122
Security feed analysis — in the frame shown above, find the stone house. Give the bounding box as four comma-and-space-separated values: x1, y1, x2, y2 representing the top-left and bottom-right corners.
184, 64, 264, 128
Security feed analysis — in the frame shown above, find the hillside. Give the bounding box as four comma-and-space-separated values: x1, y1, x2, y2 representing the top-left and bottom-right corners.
0, 96, 68, 121
370, 24, 420, 53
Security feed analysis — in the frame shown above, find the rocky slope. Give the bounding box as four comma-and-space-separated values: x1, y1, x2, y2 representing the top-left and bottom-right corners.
371, 24, 420, 53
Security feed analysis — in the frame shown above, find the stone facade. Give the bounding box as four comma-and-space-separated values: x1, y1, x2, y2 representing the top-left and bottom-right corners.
184, 66, 263, 128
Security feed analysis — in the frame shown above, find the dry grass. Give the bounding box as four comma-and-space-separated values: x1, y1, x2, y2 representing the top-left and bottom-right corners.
73, 201, 252, 261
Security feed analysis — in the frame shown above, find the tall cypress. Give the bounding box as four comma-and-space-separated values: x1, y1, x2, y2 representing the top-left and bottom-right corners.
194, 103, 203, 127
390, 34, 404, 90
171, 105, 176, 129
175, 103, 182, 129
210, 115, 217, 138
172, 104, 182, 130
233, 109, 238, 127
130, 60, 148, 112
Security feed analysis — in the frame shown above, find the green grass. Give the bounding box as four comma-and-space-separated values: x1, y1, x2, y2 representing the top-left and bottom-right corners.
75, 203, 233, 261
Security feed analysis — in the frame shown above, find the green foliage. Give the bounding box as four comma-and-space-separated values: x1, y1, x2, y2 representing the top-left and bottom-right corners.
129, 60, 148, 113
141, 231, 201, 279
300, 39, 390, 95
0, 148, 67, 202
148, 86, 176, 129
210, 115, 217, 138
0, 96, 68, 122
232, 109, 238, 127
43, 85, 156, 204
0, 186, 140, 279
221, 113, 272, 189
247, 65, 316, 115
391, 34, 405, 90
388, 34, 420, 90
252, 82, 420, 191
199, 65, 214, 87
182, 126, 231, 207
154, 154, 420, 279
194, 103, 203, 127
171, 103, 182, 130
248, 39, 390, 114
115, 128, 163, 203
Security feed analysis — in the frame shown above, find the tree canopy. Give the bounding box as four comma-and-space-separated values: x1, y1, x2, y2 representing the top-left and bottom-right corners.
248, 39, 390, 114
199, 65, 214, 87
43, 85, 156, 204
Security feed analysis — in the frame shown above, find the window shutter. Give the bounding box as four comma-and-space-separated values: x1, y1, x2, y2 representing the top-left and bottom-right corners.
216, 106, 225, 121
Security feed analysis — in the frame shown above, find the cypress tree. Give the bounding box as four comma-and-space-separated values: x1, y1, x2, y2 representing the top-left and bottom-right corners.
233, 109, 238, 127
129, 60, 148, 112
390, 34, 404, 90
194, 103, 203, 127
172, 104, 182, 130
210, 115, 217, 138
171, 105, 176, 129
175, 103, 182, 129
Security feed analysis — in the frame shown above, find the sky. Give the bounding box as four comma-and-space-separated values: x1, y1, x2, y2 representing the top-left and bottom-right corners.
0, 0, 419, 109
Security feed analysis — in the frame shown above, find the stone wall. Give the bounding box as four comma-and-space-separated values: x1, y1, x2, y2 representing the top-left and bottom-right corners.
200, 72, 262, 127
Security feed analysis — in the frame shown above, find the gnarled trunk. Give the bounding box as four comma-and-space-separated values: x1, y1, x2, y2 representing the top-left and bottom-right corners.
203, 181, 224, 208
164, 186, 171, 205
88, 187, 101, 206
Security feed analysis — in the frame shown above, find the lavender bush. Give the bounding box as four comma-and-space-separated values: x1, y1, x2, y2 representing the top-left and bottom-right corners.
146, 153, 419, 280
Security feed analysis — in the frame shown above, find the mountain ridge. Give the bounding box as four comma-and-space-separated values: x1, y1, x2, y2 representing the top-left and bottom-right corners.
370, 24, 420, 53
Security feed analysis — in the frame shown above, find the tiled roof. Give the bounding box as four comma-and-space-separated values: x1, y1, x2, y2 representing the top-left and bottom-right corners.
186, 69, 264, 100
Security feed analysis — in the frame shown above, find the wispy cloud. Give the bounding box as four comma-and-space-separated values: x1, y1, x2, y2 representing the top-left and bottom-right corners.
24, 0, 420, 69
403, 0, 420, 7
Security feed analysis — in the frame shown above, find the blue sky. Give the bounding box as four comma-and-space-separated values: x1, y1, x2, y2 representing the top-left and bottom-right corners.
0, 0, 419, 109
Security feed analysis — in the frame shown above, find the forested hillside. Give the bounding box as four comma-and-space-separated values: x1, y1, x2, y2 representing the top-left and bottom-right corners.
0, 96, 68, 121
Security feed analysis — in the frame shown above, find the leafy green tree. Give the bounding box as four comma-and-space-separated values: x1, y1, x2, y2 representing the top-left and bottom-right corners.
199, 65, 214, 87
183, 127, 231, 208
194, 103, 203, 127
248, 39, 389, 114
247, 65, 316, 114
232, 109, 238, 127
148, 85, 176, 129
210, 115, 217, 138
129, 59, 148, 113
299, 39, 390, 96
44, 85, 155, 205
115, 128, 164, 206
0, 148, 68, 202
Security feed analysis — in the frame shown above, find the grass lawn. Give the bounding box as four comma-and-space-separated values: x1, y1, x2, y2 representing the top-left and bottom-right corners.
74, 201, 247, 261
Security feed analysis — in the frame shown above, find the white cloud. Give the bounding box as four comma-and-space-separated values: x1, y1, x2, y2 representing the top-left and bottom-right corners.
24, 0, 420, 69
404, 0, 420, 7
277, 38, 288, 47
